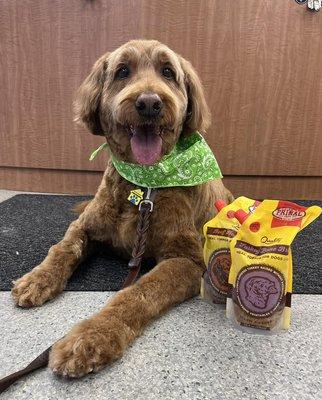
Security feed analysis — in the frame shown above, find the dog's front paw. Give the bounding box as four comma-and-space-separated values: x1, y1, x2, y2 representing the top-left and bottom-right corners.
12, 269, 60, 308
49, 318, 128, 378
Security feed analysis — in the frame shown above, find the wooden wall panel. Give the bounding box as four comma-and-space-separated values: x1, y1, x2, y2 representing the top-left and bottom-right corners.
0, 167, 102, 196
0, 0, 141, 172
1, 167, 321, 199
139, 0, 322, 176
0, 1, 321, 198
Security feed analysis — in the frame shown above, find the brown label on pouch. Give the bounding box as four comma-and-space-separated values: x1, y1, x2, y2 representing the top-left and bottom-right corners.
208, 248, 231, 296
206, 227, 237, 238
235, 240, 289, 256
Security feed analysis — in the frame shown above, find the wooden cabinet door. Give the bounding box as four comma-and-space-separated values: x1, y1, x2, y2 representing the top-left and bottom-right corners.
0, 0, 321, 197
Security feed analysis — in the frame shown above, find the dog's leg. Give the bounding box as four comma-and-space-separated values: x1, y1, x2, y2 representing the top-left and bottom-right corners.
49, 237, 204, 377
12, 219, 89, 307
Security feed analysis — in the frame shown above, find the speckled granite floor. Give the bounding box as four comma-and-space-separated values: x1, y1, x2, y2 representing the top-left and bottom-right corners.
0, 190, 321, 400
0, 292, 321, 400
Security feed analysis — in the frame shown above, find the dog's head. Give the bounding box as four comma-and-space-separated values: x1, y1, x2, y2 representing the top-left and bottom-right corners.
245, 277, 278, 309
74, 40, 210, 165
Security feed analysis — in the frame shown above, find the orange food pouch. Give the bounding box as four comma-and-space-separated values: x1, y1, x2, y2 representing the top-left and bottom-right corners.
226, 200, 321, 333
201, 197, 260, 304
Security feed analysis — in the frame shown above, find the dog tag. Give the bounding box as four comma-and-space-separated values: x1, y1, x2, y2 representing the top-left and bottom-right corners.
128, 188, 144, 206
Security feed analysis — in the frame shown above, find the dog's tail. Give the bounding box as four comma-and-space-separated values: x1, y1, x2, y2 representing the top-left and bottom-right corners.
72, 200, 91, 215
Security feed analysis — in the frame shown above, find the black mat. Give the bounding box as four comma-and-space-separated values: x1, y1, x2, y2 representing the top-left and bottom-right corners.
0, 195, 321, 293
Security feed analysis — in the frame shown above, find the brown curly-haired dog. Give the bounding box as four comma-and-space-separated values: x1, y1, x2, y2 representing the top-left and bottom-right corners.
12, 40, 233, 377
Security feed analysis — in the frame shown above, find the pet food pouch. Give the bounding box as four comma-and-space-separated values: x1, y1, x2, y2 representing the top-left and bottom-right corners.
227, 200, 321, 333
201, 197, 260, 304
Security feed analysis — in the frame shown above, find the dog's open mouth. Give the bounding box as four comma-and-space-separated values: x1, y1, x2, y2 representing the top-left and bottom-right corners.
129, 124, 162, 166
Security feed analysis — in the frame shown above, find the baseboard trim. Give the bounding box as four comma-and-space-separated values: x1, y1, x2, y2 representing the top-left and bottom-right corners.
1, 166, 321, 199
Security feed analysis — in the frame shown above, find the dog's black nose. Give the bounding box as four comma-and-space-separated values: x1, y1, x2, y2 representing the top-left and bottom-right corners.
135, 93, 163, 118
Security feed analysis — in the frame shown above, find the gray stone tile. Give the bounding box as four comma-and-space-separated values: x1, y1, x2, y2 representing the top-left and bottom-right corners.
0, 190, 20, 203
0, 190, 62, 203
0, 292, 321, 400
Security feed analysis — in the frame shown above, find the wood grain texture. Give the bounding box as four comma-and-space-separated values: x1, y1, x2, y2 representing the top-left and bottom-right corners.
0, 167, 102, 195
0, 1, 321, 186
223, 176, 322, 200
1, 167, 321, 199
0, 0, 140, 172
139, 0, 322, 176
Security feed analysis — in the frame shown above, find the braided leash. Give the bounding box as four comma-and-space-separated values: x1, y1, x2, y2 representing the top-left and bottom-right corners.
0, 188, 156, 394
0, 347, 52, 393
121, 194, 155, 289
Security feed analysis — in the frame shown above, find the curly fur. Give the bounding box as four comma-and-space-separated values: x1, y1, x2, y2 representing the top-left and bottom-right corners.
12, 40, 233, 378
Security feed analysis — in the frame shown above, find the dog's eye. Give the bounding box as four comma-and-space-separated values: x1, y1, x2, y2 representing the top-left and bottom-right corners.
115, 66, 130, 80
161, 67, 175, 80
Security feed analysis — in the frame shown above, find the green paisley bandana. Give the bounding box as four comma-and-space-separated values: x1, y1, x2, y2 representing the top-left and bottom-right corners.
90, 132, 222, 189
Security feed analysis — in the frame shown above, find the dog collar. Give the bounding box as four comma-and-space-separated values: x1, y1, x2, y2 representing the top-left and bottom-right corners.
90, 132, 222, 188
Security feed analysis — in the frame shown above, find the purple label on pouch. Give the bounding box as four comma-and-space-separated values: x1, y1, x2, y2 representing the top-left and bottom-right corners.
236, 265, 285, 317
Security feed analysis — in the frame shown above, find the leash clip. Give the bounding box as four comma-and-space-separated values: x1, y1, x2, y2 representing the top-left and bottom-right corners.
139, 187, 154, 212
139, 199, 153, 212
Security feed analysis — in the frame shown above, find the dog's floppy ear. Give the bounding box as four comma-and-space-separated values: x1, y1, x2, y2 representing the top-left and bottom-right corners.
179, 57, 211, 135
74, 53, 109, 136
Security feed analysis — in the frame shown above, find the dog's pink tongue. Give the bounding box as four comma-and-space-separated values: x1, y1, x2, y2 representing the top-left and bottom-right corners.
130, 131, 162, 165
